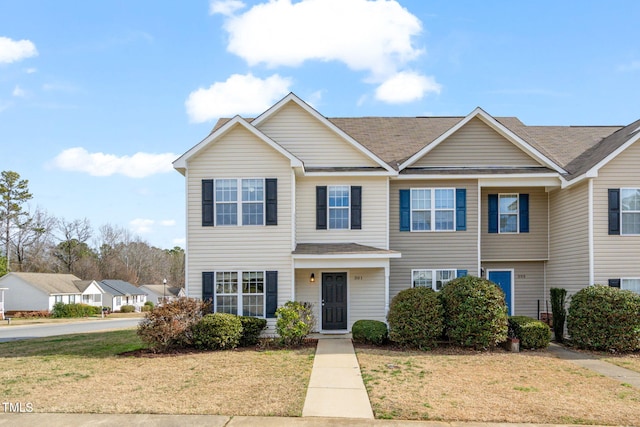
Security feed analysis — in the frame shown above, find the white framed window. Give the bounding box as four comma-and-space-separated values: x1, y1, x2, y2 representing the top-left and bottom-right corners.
328, 185, 350, 229
115, 296, 122, 306
621, 188, 640, 235
499, 193, 519, 233
621, 278, 640, 294
215, 271, 265, 317
83, 295, 91, 303
69, 295, 76, 303
215, 178, 265, 226
410, 188, 455, 231
412, 269, 456, 291
55, 295, 63, 303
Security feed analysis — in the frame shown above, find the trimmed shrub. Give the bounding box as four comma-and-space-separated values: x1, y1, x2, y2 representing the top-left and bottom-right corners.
440, 276, 509, 349
144, 301, 154, 308
137, 298, 209, 352
550, 287, 567, 343
387, 287, 443, 349
352, 319, 388, 346
51, 302, 100, 318
192, 313, 242, 350
141, 305, 152, 312
120, 305, 136, 313
567, 285, 640, 352
275, 301, 315, 347
508, 316, 551, 349
239, 316, 267, 347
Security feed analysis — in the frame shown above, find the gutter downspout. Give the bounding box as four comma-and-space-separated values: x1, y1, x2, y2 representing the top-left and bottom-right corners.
588, 178, 595, 285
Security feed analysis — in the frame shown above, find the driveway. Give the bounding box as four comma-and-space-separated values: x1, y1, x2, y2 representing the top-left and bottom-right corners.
0, 318, 141, 342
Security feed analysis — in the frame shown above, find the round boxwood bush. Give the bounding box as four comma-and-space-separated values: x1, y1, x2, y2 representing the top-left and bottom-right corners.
508, 316, 551, 349
387, 287, 443, 350
567, 285, 640, 352
239, 316, 267, 347
439, 276, 508, 349
120, 305, 136, 313
352, 319, 388, 345
192, 313, 242, 350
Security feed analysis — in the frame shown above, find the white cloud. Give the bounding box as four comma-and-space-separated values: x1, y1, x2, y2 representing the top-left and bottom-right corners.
0, 37, 38, 64
210, 0, 246, 16
185, 73, 291, 123
130, 218, 154, 234
160, 220, 176, 227
375, 71, 441, 104
222, 0, 423, 79
12, 85, 26, 97
50, 147, 178, 178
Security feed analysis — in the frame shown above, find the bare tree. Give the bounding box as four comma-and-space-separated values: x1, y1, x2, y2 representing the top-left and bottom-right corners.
12, 208, 56, 272
54, 218, 94, 274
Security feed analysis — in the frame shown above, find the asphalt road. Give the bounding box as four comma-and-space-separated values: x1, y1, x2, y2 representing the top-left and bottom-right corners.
0, 318, 142, 342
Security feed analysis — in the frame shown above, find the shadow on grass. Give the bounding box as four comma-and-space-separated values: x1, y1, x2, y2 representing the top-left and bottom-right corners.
0, 329, 147, 359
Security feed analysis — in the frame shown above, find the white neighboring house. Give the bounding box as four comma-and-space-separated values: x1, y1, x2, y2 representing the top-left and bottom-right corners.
139, 284, 186, 305
99, 280, 147, 312
0, 272, 84, 312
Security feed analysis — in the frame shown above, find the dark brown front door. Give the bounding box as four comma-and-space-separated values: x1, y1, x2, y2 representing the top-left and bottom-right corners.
322, 272, 347, 330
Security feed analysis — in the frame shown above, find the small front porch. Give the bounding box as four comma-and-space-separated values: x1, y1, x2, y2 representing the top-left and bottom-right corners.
292, 243, 401, 333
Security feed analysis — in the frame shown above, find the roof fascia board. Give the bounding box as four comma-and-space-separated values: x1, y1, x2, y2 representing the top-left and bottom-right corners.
395, 172, 560, 180
173, 115, 303, 172
292, 253, 401, 260
398, 107, 567, 174
581, 131, 640, 179
303, 171, 395, 177
252, 93, 396, 173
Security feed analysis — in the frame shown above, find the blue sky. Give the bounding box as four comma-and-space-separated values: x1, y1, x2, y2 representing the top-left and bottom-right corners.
1, 0, 639, 249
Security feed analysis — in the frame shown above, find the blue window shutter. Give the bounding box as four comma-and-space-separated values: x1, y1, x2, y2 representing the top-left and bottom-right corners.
608, 278, 621, 288
202, 272, 214, 312
351, 186, 362, 230
519, 194, 529, 233
265, 178, 277, 226
488, 194, 498, 233
456, 188, 466, 231
316, 186, 327, 230
609, 189, 620, 235
266, 271, 278, 318
202, 179, 214, 226
399, 189, 410, 231
456, 270, 468, 278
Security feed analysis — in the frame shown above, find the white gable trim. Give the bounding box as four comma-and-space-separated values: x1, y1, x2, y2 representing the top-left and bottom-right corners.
173, 116, 304, 174
562, 131, 640, 188
398, 107, 566, 174
252, 93, 396, 174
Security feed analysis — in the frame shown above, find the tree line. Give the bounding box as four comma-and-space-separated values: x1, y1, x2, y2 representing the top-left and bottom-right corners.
0, 170, 184, 287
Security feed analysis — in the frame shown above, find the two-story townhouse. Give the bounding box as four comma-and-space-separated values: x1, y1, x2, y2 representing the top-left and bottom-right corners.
174, 92, 640, 333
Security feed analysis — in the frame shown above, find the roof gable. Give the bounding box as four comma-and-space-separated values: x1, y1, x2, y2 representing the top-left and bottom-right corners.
173, 116, 303, 175
252, 93, 395, 173
399, 108, 566, 174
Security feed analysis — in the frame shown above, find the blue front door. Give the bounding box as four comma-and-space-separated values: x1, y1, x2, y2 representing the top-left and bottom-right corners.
488, 271, 513, 315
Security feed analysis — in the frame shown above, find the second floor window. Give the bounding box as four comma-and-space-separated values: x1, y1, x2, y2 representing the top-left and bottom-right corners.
499, 194, 519, 233
411, 188, 455, 231
621, 188, 640, 235
215, 178, 264, 226
329, 185, 350, 229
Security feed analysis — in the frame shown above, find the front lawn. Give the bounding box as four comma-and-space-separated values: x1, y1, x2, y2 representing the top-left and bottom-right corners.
601, 353, 640, 374
356, 346, 640, 425
0, 330, 315, 416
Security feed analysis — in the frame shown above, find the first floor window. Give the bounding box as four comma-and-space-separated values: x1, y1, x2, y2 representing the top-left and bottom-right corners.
215, 271, 265, 317
621, 188, 640, 235
412, 269, 456, 291
115, 296, 122, 306
621, 278, 640, 294
499, 194, 518, 233
55, 295, 63, 303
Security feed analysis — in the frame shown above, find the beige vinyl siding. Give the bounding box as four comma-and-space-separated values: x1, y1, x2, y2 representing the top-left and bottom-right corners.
593, 139, 640, 282
295, 268, 385, 331
389, 179, 478, 300
257, 101, 379, 167
481, 187, 548, 261
546, 181, 589, 295
296, 176, 388, 248
482, 261, 546, 318
186, 124, 293, 315
413, 117, 541, 168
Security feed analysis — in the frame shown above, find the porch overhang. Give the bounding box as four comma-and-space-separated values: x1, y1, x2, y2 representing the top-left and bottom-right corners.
292, 243, 401, 269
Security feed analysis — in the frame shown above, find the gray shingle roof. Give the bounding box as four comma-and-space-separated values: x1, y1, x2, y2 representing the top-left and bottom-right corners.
2, 272, 82, 295
99, 280, 145, 296
293, 243, 399, 256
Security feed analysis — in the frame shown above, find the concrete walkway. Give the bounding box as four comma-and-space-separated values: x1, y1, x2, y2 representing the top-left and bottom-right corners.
302, 337, 374, 419
548, 343, 640, 388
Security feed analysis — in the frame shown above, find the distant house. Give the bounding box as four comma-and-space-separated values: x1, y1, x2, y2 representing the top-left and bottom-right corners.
0, 272, 84, 312
139, 284, 186, 305
99, 280, 147, 311
74, 280, 105, 307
